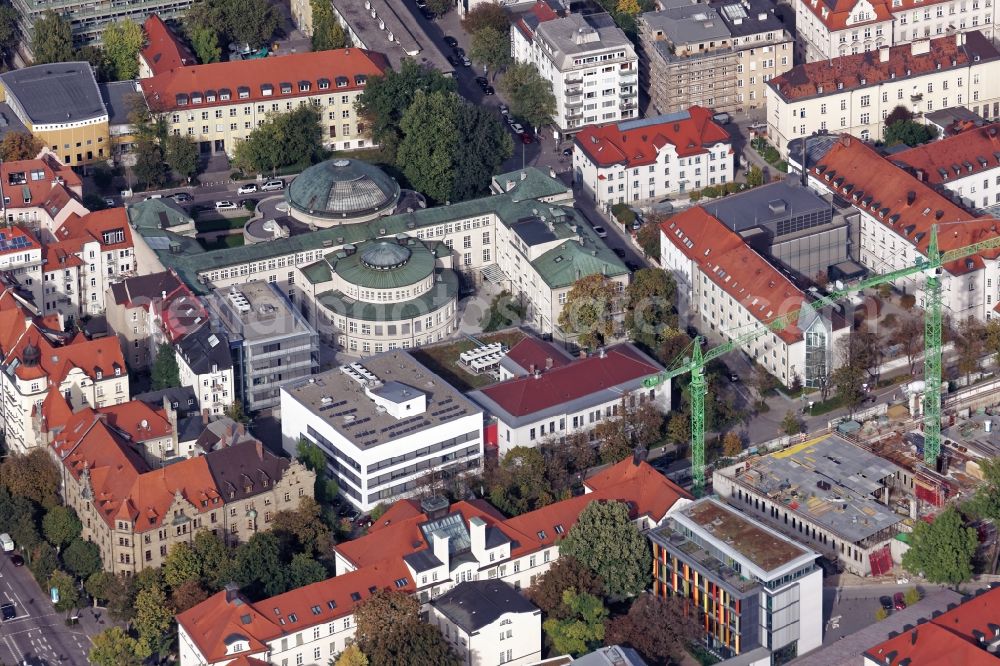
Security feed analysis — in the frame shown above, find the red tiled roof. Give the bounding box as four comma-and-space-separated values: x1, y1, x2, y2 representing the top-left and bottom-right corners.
98, 401, 173, 442
864, 586, 1000, 665
661, 209, 808, 343
575, 106, 731, 168
176, 590, 280, 664
504, 336, 572, 374
160, 283, 208, 342
140, 49, 388, 113
514, 1, 559, 40
55, 208, 134, 252
477, 344, 660, 418
141, 15, 196, 76
770, 32, 999, 101
6, 330, 125, 384
0, 226, 40, 257
812, 135, 1000, 275
798, 0, 892, 31
0, 154, 82, 210
584, 456, 692, 520
892, 123, 1000, 185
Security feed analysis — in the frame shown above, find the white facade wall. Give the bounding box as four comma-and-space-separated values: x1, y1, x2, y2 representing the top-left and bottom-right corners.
926, 164, 1000, 209
431, 605, 542, 666
176, 353, 234, 416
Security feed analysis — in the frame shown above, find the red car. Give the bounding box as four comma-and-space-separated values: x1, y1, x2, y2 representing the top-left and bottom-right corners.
893, 592, 906, 610
521, 133, 533, 145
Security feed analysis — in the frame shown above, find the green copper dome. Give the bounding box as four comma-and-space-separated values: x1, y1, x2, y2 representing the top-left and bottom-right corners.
361, 241, 412, 270
287, 159, 400, 219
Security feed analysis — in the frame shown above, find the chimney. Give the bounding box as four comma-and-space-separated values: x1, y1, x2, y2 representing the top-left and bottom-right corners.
545, 357, 553, 370
202, 408, 210, 425
431, 532, 450, 570
224, 582, 240, 603
255, 440, 263, 460
906, 190, 916, 206
632, 447, 648, 466
469, 516, 487, 562
528, 363, 536, 374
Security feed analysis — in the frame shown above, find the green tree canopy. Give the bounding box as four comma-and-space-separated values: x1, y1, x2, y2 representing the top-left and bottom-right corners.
354, 589, 460, 666
557, 274, 620, 349
488, 446, 553, 516
32, 11, 74, 65
450, 103, 513, 202
1, 450, 61, 506
62, 538, 102, 579
171, 579, 211, 612
89, 627, 146, 666
605, 593, 699, 664
967, 456, 1000, 520
102, 19, 144, 80
559, 500, 651, 598
335, 645, 370, 666
470, 26, 510, 74
462, 2, 509, 34
397, 90, 460, 204
594, 395, 665, 464
133, 584, 175, 648
746, 165, 764, 187
310, 0, 348, 51
234, 531, 288, 600
902, 506, 977, 587
42, 505, 82, 548
188, 24, 221, 63
48, 569, 80, 611
500, 62, 556, 130
273, 497, 332, 557
780, 410, 802, 436
233, 104, 322, 175
151, 343, 181, 390
526, 555, 604, 619
134, 139, 169, 189
636, 221, 661, 258
165, 134, 200, 181
0, 132, 43, 161
0, 3, 19, 59
626, 268, 676, 351
541, 589, 608, 656
288, 552, 328, 588
884, 119, 938, 147
163, 541, 202, 589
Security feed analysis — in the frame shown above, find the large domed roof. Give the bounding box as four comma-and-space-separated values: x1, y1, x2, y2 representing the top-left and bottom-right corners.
361, 242, 412, 269
287, 159, 400, 219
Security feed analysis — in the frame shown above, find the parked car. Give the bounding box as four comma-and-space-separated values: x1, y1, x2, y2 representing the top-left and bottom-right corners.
484, 86, 495, 96
499, 104, 509, 116
0, 602, 14, 622
144, 194, 162, 200
625, 260, 640, 271
443, 36, 458, 48
475, 76, 488, 88
893, 592, 906, 610
562, 147, 573, 157
461, 56, 471, 67
879, 596, 893, 612
103, 197, 115, 207
8, 553, 22, 567
171, 192, 193, 202
510, 123, 525, 134
593, 226, 608, 238
215, 200, 237, 210
447, 55, 460, 67
613, 247, 626, 258
261, 179, 285, 191
237, 183, 258, 194
453, 46, 465, 58
729, 372, 740, 382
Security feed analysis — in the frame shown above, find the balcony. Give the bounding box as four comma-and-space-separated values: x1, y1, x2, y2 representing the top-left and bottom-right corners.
620, 89, 636, 98
565, 76, 583, 85
619, 73, 638, 85
620, 100, 636, 110
565, 86, 582, 96
566, 110, 583, 120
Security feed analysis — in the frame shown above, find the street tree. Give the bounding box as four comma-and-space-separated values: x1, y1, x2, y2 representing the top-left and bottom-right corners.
636, 219, 662, 258
526, 556, 604, 619
626, 268, 676, 351
746, 165, 764, 187
891, 315, 924, 375
541, 589, 608, 656
151, 343, 181, 390
902, 506, 977, 587
32, 11, 74, 64
48, 569, 79, 611
557, 274, 620, 349
605, 593, 699, 665
89, 627, 146, 666
233, 105, 323, 174
165, 135, 200, 182
133, 584, 175, 648
462, 2, 508, 34
134, 140, 169, 189
102, 19, 144, 80
1, 450, 61, 507
451, 98, 513, 201
0, 132, 43, 161
397, 90, 460, 204
85, 572, 134, 619
42, 505, 81, 548
500, 62, 556, 130
723, 431, 743, 458
62, 538, 102, 579
357, 59, 456, 159
780, 410, 802, 436
310, 0, 348, 50
559, 500, 651, 598
470, 26, 510, 74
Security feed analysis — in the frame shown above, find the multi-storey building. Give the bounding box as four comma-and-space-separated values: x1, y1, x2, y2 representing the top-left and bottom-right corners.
766, 32, 1000, 157
0, 151, 86, 234
106, 270, 208, 371
176, 324, 236, 416
659, 206, 850, 386
138, 15, 197, 79
796, 0, 998, 63
650, 497, 822, 662
49, 396, 314, 574
638, 0, 794, 115
280, 351, 484, 511
138, 48, 387, 156
468, 344, 667, 455
892, 121, 1000, 210
573, 107, 733, 207
0, 224, 44, 310
207, 281, 319, 412
805, 135, 1000, 321
0, 63, 111, 166
511, 10, 638, 138
713, 434, 907, 576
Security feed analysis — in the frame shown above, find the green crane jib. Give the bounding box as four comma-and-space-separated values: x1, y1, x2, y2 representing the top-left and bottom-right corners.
642, 224, 1000, 495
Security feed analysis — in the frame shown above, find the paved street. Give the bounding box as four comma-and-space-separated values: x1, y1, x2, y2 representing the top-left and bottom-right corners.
0, 557, 94, 665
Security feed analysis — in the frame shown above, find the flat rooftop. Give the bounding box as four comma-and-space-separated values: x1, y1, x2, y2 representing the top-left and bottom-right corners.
685, 498, 809, 572
0, 62, 106, 125
725, 434, 904, 543
701, 178, 832, 234
332, 0, 453, 73
211, 281, 313, 341
283, 350, 480, 449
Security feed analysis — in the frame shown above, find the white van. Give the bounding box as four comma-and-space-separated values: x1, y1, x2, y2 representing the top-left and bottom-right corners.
261, 179, 285, 192
0, 533, 13, 553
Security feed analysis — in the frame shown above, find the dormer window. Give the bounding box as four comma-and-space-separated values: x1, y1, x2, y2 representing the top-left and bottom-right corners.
205, 90, 217, 102
220, 88, 232, 100
238, 86, 250, 99
191, 92, 203, 104
261, 84, 274, 97
336, 76, 349, 88
318, 78, 330, 90
298, 80, 310, 92
354, 75, 368, 85
280, 82, 292, 94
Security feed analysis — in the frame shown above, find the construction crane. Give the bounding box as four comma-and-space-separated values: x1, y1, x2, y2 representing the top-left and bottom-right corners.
643, 224, 1000, 495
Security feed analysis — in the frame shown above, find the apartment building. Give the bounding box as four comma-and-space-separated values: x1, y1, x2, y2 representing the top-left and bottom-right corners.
766, 32, 1000, 158
176, 455, 690, 666
207, 281, 319, 412
511, 10, 638, 138
713, 434, 906, 576
660, 207, 850, 387
573, 107, 733, 207
468, 344, 667, 455
0, 151, 86, 235
638, 0, 794, 115
280, 351, 484, 511
176, 324, 236, 416
50, 399, 314, 574
0, 224, 43, 311
0, 63, 110, 166
805, 135, 1000, 321
650, 497, 822, 662
796, 0, 998, 63
138, 48, 388, 156
106, 270, 208, 371
138, 15, 197, 79
892, 121, 1000, 210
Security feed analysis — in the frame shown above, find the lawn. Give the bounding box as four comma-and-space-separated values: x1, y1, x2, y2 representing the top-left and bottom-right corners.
195, 215, 251, 233
411, 329, 527, 392
198, 234, 246, 251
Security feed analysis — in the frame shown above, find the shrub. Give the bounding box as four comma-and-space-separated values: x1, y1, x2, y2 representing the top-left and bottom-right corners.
900, 294, 917, 310
688, 190, 702, 202
701, 186, 721, 198
611, 203, 636, 227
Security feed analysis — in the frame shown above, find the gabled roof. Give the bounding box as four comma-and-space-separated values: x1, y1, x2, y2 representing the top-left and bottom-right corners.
575, 107, 731, 168
892, 122, 1000, 185
472, 344, 661, 419
176, 324, 232, 374
798, 0, 892, 31
660, 207, 809, 344
55, 208, 133, 252
0, 153, 82, 211
176, 590, 280, 664
812, 135, 1000, 275
864, 598, 1000, 665
501, 336, 573, 376
141, 15, 196, 76
431, 580, 538, 632
585, 455, 692, 521
98, 400, 173, 442
110, 270, 184, 306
